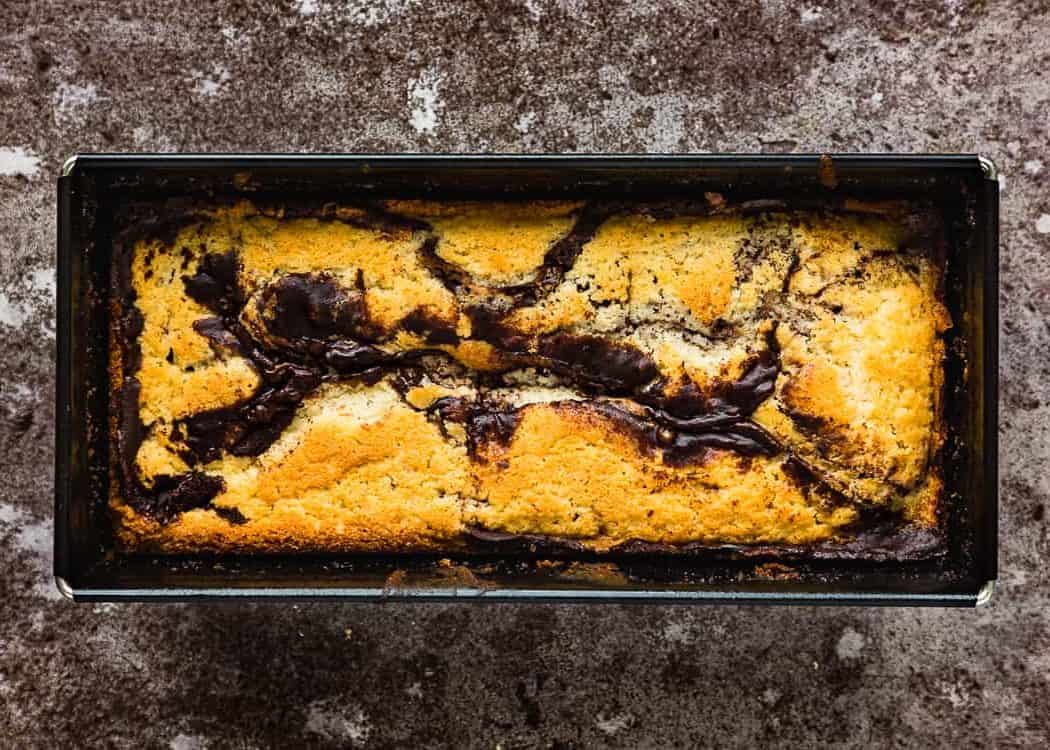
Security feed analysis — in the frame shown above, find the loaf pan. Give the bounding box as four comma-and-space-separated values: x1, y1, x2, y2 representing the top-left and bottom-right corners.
54, 154, 998, 605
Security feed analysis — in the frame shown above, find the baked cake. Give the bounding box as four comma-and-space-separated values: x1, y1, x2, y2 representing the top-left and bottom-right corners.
111, 198, 951, 556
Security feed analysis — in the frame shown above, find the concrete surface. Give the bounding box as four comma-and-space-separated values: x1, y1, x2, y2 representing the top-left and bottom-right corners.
1, 1, 1048, 747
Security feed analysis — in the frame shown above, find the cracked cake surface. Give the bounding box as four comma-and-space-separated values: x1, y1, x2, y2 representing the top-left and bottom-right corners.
110, 198, 950, 556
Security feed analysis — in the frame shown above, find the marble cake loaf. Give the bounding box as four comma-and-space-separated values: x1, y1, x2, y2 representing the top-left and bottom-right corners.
111, 198, 951, 557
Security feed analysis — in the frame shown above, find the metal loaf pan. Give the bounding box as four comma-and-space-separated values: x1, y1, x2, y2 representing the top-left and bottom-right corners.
54, 154, 999, 605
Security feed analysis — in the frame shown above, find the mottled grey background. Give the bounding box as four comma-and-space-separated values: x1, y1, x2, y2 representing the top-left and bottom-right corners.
1, 1, 1048, 747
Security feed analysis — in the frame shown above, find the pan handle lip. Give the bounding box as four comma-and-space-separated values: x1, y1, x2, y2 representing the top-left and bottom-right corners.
976, 579, 996, 607
54, 576, 75, 601
60, 153, 79, 178
977, 154, 998, 181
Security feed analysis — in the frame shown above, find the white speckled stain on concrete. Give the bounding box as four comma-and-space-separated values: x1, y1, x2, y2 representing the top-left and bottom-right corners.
595, 712, 634, 736
523, 0, 543, 21
0, 293, 28, 327
408, 68, 444, 135
661, 619, 694, 645
0, 265, 56, 335
0, 147, 41, 177
1, 382, 34, 414
191, 65, 232, 97
938, 679, 973, 709
1036, 214, 1050, 234
0, 503, 61, 601
53, 82, 100, 126
168, 733, 208, 750
29, 267, 55, 299
340, 0, 419, 28
514, 111, 536, 135
836, 627, 866, 660
304, 699, 371, 746
590, 65, 694, 152
800, 6, 823, 24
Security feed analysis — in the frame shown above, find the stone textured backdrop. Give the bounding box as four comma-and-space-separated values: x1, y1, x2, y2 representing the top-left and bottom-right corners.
1, 1, 1048, 747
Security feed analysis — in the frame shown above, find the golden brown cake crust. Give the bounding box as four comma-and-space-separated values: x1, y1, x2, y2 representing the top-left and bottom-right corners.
110, 198, 950, 556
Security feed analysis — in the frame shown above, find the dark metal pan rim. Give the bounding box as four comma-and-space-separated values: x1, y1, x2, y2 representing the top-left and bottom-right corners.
55, 575, 995, 605
61, 151, 1001, 178
55, 153, 999, 605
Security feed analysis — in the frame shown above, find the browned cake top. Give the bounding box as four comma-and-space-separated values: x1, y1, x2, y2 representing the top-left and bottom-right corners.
112, 199, 950, 555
